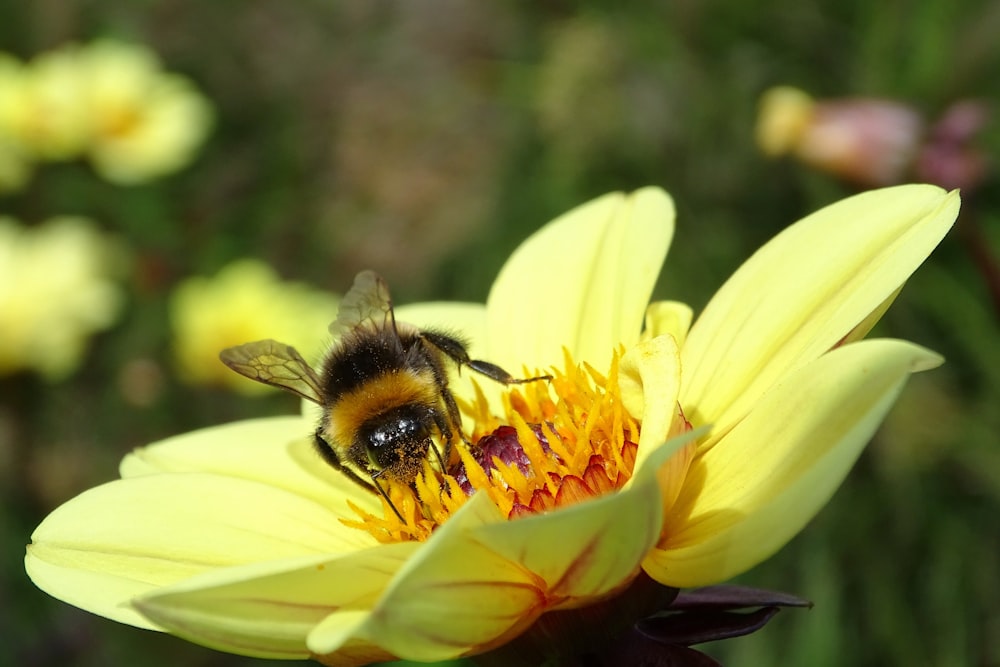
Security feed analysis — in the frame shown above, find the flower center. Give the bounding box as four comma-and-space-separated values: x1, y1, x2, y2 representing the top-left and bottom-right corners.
100, 102, 144, 140
343, 350, 679, 543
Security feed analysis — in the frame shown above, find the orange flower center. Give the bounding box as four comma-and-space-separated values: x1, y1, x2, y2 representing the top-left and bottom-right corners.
343, 350, 690, 543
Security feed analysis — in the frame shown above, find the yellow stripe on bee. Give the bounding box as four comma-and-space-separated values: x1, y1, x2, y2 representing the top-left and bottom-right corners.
326, 368, 441, 451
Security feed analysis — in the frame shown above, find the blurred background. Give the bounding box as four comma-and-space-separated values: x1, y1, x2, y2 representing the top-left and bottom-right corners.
1, 1, 998, 666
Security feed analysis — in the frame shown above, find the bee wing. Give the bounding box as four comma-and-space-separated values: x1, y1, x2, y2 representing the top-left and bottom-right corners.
219, 340, 325, 404
329, 269, 393, 336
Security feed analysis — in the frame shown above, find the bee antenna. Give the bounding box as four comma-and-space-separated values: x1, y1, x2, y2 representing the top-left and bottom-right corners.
388, 298, 400, 337
430, 441, 448, 472
371, 473, 406, 523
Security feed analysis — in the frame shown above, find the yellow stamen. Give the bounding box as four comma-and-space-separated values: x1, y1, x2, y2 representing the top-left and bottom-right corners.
343, 349, 675, 543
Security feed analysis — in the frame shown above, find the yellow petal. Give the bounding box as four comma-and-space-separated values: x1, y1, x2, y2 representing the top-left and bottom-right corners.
471, 439, 674, 604
26, 550, 159, 630
120, 416, 379, 515
839, 286, 902, 346
641, 300, 693, 348
646, 339, 942, 586
680, 185, 958, 437
487, 187, 675, 372
619, 334, 682, 475
312, 447, 677, 662
26, 473, 372, 628
313, 630, 398, 667
134, 542, 416, 661
309, 492, 533, 660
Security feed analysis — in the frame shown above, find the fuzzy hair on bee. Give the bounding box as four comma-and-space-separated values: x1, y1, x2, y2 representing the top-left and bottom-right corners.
220, 269, 550, 521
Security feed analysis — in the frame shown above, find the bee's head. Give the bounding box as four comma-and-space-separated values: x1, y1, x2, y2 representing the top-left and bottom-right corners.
359, 404, 437, 477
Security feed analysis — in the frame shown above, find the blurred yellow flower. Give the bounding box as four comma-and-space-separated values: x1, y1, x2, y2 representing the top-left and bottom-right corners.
0, 216, 126, 379
0, 55, 35, 193
26, 185, 958, 663
170, 259, 339, 394
0, 47, 89, 161
0, 133, 33, 193
79, 40, 213, 184
755, 86, 815, 157
0, 40, 212, 185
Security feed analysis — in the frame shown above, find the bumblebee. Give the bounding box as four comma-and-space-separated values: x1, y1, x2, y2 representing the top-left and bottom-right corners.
220, 269, 550, 520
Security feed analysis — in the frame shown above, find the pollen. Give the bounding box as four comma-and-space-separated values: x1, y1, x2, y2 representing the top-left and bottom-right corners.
342, 349, 679, 543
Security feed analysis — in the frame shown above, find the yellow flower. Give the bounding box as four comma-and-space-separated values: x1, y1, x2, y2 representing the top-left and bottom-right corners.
0, 132, 33, 194
0, 54, 35, 192
78, 39, 213, 184
0, 40, 211, 183
26, 185, 958, 663
0, 216, 126, 379
0, 46, 90, 161
170, 259, 340, 394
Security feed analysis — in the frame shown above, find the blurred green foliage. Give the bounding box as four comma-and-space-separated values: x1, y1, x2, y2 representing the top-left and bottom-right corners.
2, 1, 998, 666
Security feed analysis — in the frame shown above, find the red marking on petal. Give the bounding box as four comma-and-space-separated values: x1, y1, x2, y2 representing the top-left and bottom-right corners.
508, 503, 532, 519
554, 475, 594, 506
621, 440, 637, 471
529, 487, 555, 513
583, 461, 614, 495
550, 530, 606, 594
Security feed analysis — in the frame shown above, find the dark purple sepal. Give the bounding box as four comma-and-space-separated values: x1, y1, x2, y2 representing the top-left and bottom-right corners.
637, 606, 782, 646
669, 584, 813, 611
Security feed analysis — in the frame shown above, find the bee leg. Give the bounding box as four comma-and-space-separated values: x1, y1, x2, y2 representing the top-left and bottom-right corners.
369, 470, 406, 523
465, 359, 552, 385
313, 429, 375, 489
430, 409, 456, 472
438, 386, 471, 449
415, 333, 473, 449
315, 430, 406, 523
419, 330, 552, 385
315, 429, 409, 523
419, 330, 473, 370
